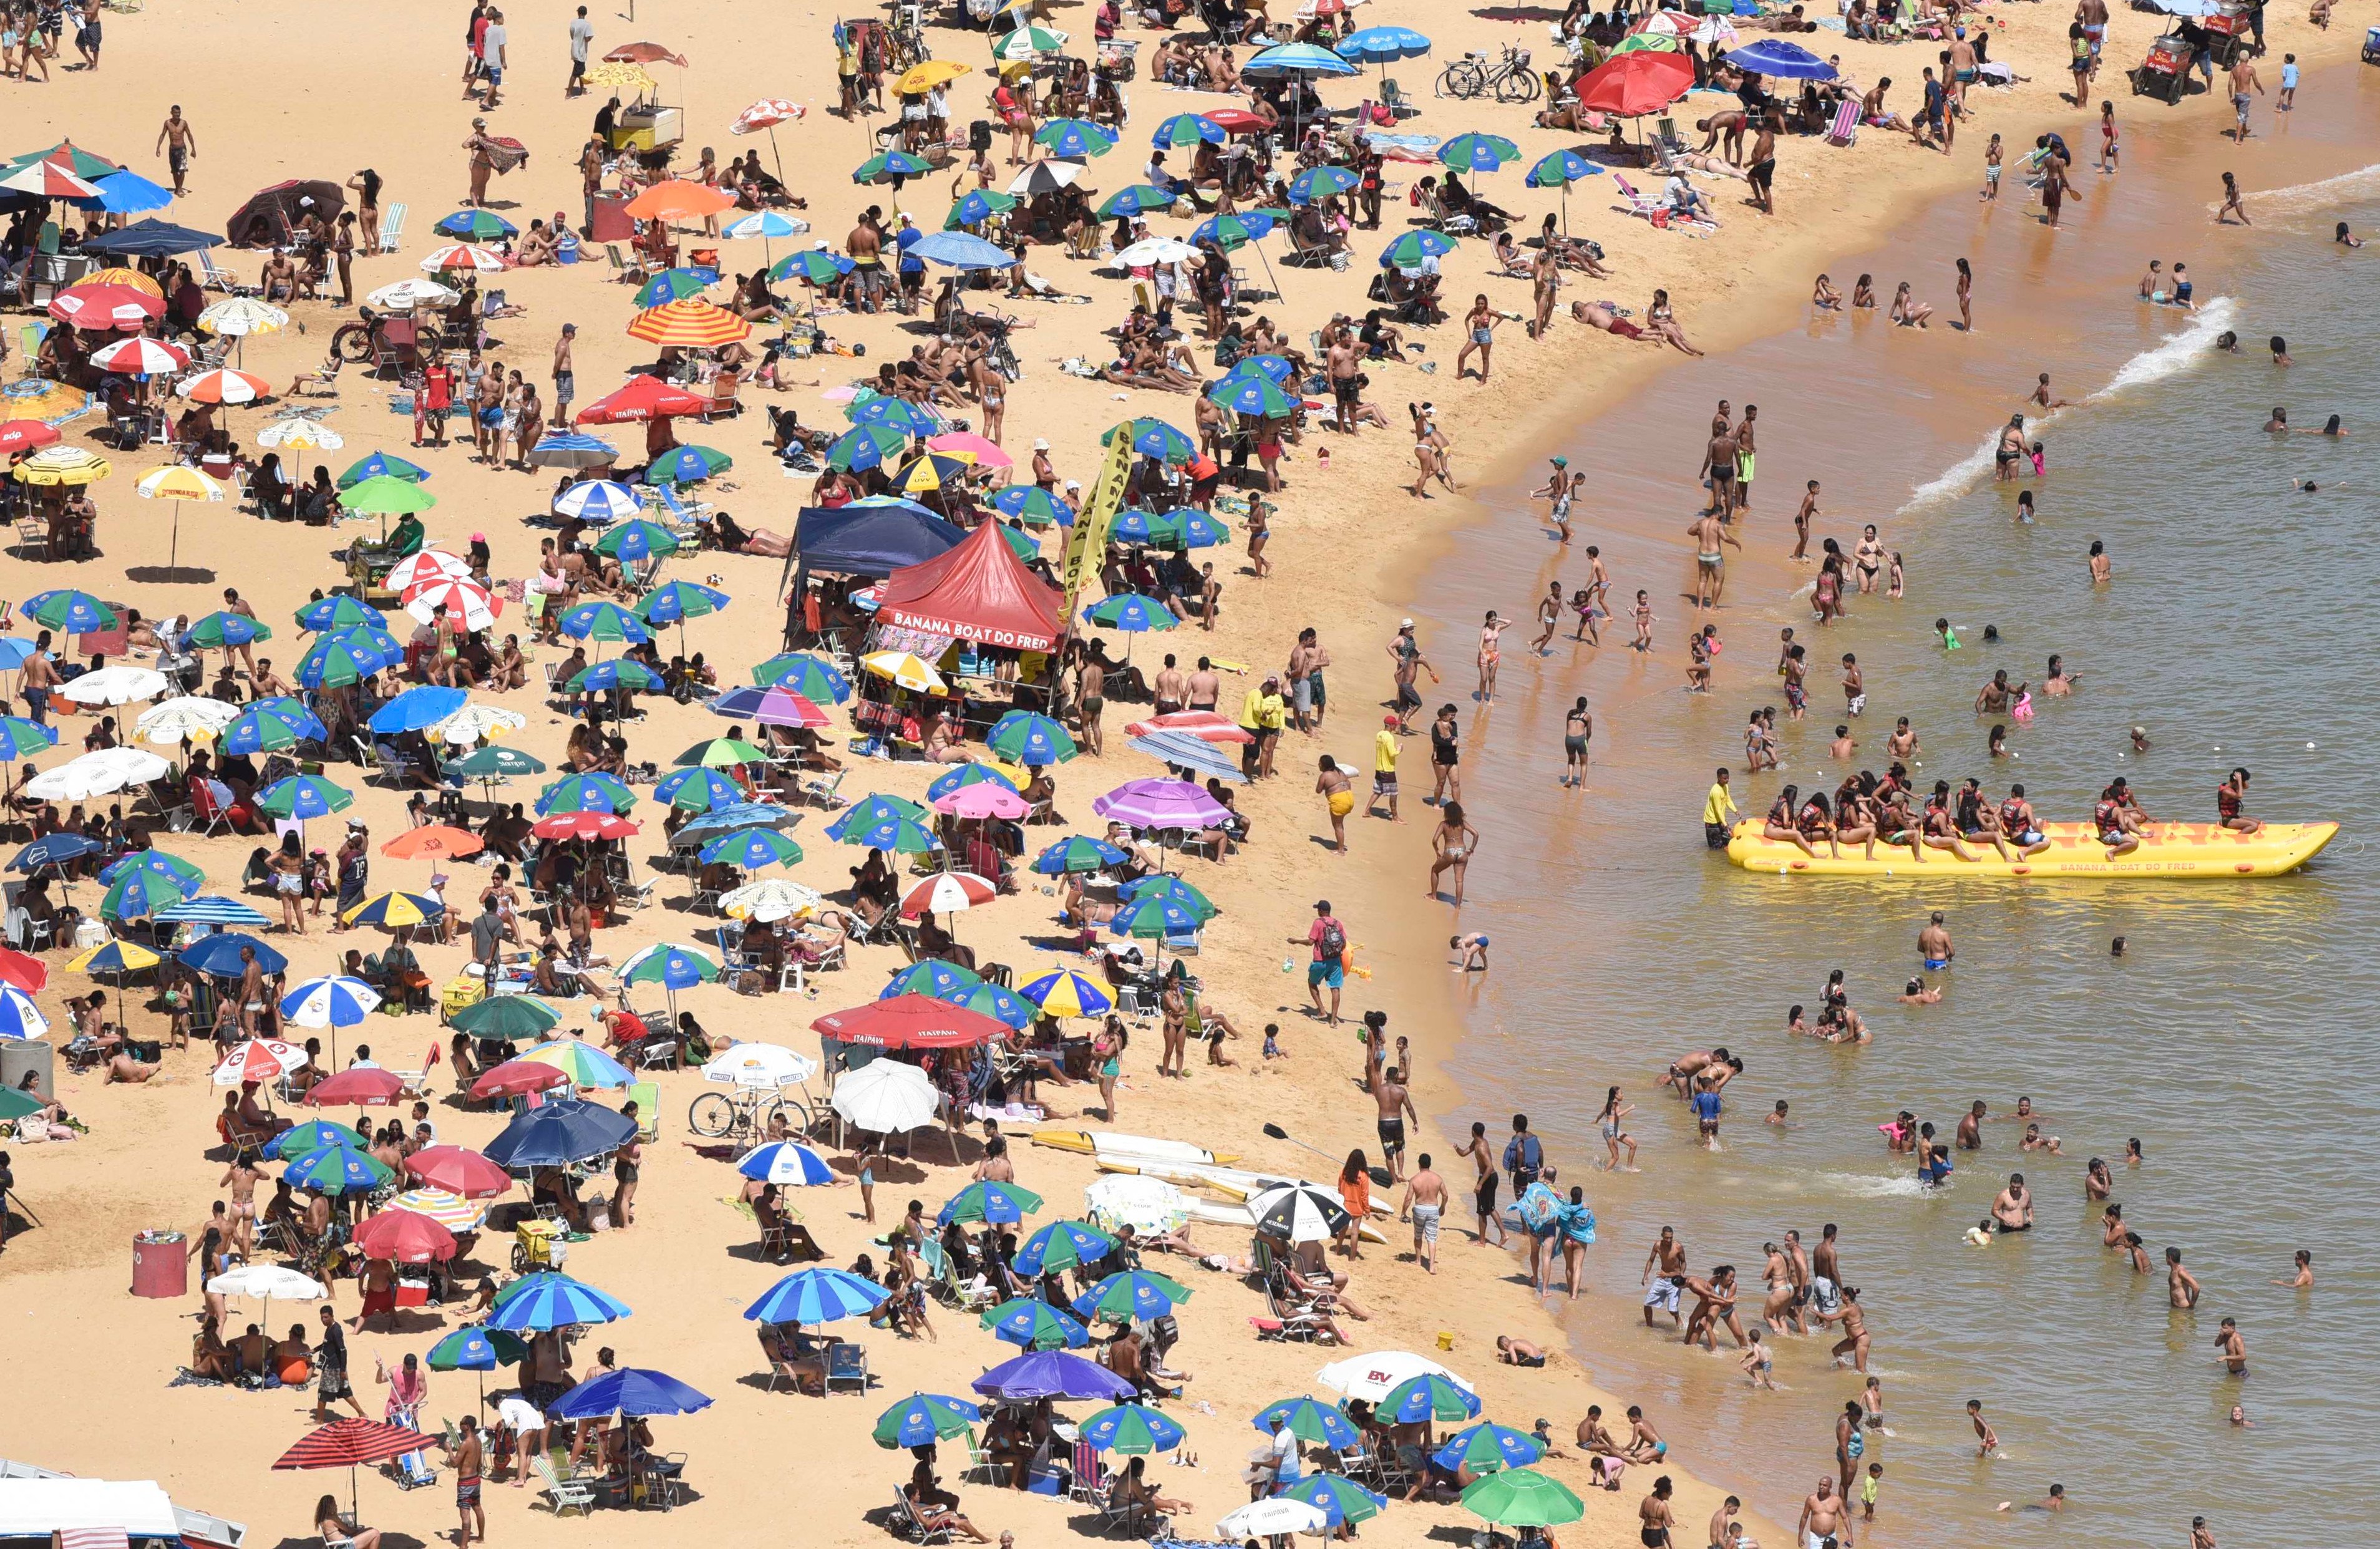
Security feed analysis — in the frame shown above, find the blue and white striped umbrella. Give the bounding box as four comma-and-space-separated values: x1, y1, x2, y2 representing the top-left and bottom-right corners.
742, 1267, 890, 1325
553, 480, 645, 523
737, 1140, 838, 1186
156, 895, 273, 927
722, 211, 809, 241
0, 985, 51, 1040
280, 975, 384, 1029
488, 1271, 634, 1331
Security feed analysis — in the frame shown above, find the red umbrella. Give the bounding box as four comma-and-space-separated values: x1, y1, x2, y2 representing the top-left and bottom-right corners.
471, 1060, 571, 1100
49, 282, 167, 331
574, 373, 708, 425
1575, 51, 1695, 117
530, 811, 640, 841
0, 947, 47, 993
273, 1418, 429, 1517
898, 872, 1000, 920
1203, 109, 1268, 135
0, 422, 62, 458
353, 1208, 459, 1265
810, 993, 1011, 1050
605, 39, 690, 64
1123, 710, 1255, 745
304, 1067, 407, 1107
403, 1144, 512, 1198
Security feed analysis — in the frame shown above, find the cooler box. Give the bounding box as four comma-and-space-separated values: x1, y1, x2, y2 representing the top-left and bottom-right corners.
395, 1278, 432, 1308
132, 1230, 188, 1298
440, 975, 486, 1020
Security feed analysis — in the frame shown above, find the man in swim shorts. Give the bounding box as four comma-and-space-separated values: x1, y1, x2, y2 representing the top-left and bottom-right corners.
1918, 910, 1954, 971
1642, 1226, 1688, 1327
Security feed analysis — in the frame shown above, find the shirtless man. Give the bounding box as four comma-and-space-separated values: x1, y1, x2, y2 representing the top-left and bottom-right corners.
1955, 1100, 1988, 1150
847, 211, 885, 313
1685, 512, 1742, 610
1699, 424, 1737, 518
155, 106, 198, 198
1401, 1153, 1447, 1274
1798, 1476, 1850, 1549
1371, 1064, 1417, 1182
238, 948, 267, 1036
1641, 1226, 1689, 1329
1917, 911, 1953, 971
1152, 655, 1188, 718
1454, 1121, 1507, 1247
2213, 1317, 2246, 1376
1991, 1173, 2034, 1231
2167, 1246, 2202, 1309
1186, 658, 1221, 715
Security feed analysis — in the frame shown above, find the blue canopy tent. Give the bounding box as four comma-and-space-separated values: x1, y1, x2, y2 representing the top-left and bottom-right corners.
785, 503, 967, 633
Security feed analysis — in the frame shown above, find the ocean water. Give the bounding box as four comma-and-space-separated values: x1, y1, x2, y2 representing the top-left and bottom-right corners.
1414, 61, 2380, 1549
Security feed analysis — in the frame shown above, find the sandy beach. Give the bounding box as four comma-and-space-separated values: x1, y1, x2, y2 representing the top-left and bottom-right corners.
0, 0, 2366, 1545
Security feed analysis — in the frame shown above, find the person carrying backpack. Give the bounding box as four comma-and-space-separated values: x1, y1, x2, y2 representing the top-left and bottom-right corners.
1294, 899, 1349, 1025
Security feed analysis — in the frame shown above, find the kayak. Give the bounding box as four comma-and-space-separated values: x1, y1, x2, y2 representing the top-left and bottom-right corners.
1031, 1130, 1241, 1166
1724, 820, 2338, 879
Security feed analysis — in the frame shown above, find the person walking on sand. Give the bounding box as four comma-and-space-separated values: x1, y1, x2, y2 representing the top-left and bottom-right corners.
1315, 755, 1354, 854
1455, 294, 1502, 382
1427, 802, 1479, 905
155, 106, 197, 197
2227, 53, 2263, 143
440, 1416, 484, 1547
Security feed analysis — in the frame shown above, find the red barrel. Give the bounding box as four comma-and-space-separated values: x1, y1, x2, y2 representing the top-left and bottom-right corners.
131, 1230, 188, 1298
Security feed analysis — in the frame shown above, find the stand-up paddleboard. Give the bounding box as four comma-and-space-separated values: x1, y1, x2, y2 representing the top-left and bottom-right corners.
1724, 820, 2336, 878
1031, 1130, 1240, 1166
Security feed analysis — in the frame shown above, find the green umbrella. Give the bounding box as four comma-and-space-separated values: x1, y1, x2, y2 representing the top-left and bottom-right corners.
1072, 1269, 1191, 1323
1460, 1469, 1586, 1528
25, 591, 115, 632
773, 250, 852, 286
1198, 213, 1266, 252
643, 445, 732, 484
827, 423, 911, 470
562, 601, 646, 643
991, 24, 1067, 59
872, 1393, 983, 1449
568, 660, 661, 694
593, 519, 681, 560
676, 737, 769, 769
294, 596, 377, 632
447, 745, 546, 779
187, 613, 273, 649
942, 190, 1017, 231
995, 522, 1039, 561
941, 1178, 1043, 1222
446, 995, 563, 1041
981, 1296, 1087, 1350
341, 474, 439, 515
1611, 31, 1681, 52
335, 452, 432, 488
0, 1087, 43, 1122
256, 774, 354, 818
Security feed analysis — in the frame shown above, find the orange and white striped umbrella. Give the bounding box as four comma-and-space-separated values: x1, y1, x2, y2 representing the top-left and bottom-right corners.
420, 243, 506, 274
624, 297, 751, 349
90, 337, 190, 375
179, 367, 272, 405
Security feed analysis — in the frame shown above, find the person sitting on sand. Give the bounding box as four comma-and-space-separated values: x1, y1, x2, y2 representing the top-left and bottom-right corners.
1497, 1334, 1548, 1366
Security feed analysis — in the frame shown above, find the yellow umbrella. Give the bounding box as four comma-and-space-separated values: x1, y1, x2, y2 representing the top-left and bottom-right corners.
14, 445, 111, 485
585, 60, 656, 91
135, 466, 230, 591
256, 419, 346, 450
66, 937, 163, 974
198, 296, 290, 337
861, 651, 946, 693
896, 59, 971, 94
87, 266, 164, 298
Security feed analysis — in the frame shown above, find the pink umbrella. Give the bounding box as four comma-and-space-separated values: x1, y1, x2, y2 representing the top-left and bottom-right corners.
935, 783, 1030, 820
403, 1144, 513, 1198
1092, 777, 1231, 830
213, 1038, 309, 1087
49, 283, 167, 331
899, 870, 999, 918
926, 431, 1014, 469
304, 1067, 407, 1107
1122, 710, 1255, 745
749, 686, 829, 729
352, 1208, 458, 1265
91, 337, 192, 375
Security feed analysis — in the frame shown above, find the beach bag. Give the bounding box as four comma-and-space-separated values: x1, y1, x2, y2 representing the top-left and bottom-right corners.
1316, 918, 1346, 958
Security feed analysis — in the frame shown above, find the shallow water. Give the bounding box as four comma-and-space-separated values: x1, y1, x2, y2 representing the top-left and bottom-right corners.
1413, 61, 2380, 1549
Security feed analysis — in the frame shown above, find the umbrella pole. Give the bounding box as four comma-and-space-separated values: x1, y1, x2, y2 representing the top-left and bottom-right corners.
1256, 245, 1285, 304
769, 125, 787, 188
169, 500, 182, 571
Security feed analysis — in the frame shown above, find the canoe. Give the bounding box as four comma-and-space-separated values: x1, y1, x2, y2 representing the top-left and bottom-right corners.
1031, 1129, 1240, 1166
1723, 820, 2338, 879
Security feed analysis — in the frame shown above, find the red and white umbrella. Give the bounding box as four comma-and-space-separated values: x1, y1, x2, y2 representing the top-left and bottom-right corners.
0, 159, 101, 199
404, 577, 502, 631
49, 283, 167, 331
0, 421, 61, 458
90, 337, 191, 376
732, 97, 804, 133
899, 870, 999, 918
213, 1037, 310, 1087
1123, 709, 1256, 745
180, 367, 273, 405
420, 243, 506, 275
385, 548, 472, 592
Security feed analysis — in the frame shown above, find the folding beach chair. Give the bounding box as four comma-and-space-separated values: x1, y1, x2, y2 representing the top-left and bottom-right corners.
1826, 98, 1860, 147
377, 203, 409, 254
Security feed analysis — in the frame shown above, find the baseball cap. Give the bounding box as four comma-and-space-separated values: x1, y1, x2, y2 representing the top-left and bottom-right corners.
1399, 618, 1414, 629
1313, 899, 1331, 912
1381, 714, 1398, 727
1551, 455, 1568, 467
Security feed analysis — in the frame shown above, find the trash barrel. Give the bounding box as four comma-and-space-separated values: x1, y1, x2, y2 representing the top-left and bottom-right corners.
0, 1039, 52, 1100
132, 1230, 188, 1298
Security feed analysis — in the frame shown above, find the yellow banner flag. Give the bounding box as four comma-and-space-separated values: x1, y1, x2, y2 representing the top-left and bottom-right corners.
1058, 423, 1135, 611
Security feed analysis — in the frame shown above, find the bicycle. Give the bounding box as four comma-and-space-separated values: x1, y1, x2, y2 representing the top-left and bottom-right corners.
689, 1080, 815, 1142
1437, 44, 1541, 104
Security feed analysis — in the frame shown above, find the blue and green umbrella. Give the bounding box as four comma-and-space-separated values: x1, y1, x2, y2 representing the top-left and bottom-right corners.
1119, 874, 1218, 921
1012, 1219, 1117, 1277
984, 1296, 1090, 1350
637, 581, 731, 628
697, 827, 803, 870
1288, 165, 1361, 204
100, 865, 198, 921
24, 590, 116, 633
220, 701, 322, 756
449, 745, 546, 780
873, 1393, 984, 1449
1190, 211, 1275, 251
284, 1144, 395, 1195
937, 1178, 1043, 1226
925, 762, 1017, 802
335, 451, 431, 489
1381, 229, 1459, 269
294, 595, 379, 633
1111, 507, 1228, 550
568, 659, 661, 694
942, 979, 1032, 1031
295, 631, 390, 689
853, 150, 932, 184
593, 518, 681, 562
633, 268, 714, 306
1034, 118, 1118, 158
1285, 1474, 1389, 1527
263, 1119, 370, 1161
1072, 1269, 1192, 1323
847, 395, 944, 434
536, 771, 636, 815
1207, 372, 1298, 418
1377, 1372, 1482, 1424
437, 208, 517, 240
751, 652, 851, 703
654, 766, 743, 813
560, 601, 651, 644
881, 957, 979, 999
257, 774, 354, 820
1253, 1396, 1360, 1447
944, 189, 1018, 230
644, 444, 733, 485
825, 807, 938, 854
1084, 594, 1178, 633
1096, 185, 1177, 220
187, 610, 272, 649
1101, 417, 1197, 464
1437, 132, 1520, 173
991, 485, 1073, 527
1434, 1423, 1545, 1474
1080, 1404, 1186, 1455
1528, 149, 1602, 188
1152, 114, 1226, 148
986, 710, 1077, 765
1109, 893, 1202, 941
826, 422, 911, 472
0, 717, 57, 760
619, 943, 722, 991
1031, 835, 1126, 875
774, 249, 855, 286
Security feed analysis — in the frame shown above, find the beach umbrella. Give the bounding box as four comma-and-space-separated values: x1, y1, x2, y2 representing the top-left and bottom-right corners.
751, 653, 852, 702
342, 473, 437, 515
12, 447, 112, 489
1, 140, 119, 179
56, 664, 170, 710
85, 170, 173, 214
653, 767, 744, 816
1317, 1350, 1470, 1402
1438, 132, 1520, 173
92, 336, 188, 375
1576, 50, 1695, 117
404, 1145, 514, 1198
9, 832, 102, 872
744, 1266, 889, 1325
472, 1061, 571, 1102
1102, 417, 1198, 464
934, 784, 1029, 824
448, 745, 546, 784
560, 600, 651, 644
943, 188, 1018, 231
1724, 37, 1837, 77
369, 685, 470, 736
1287, 165, 1361, 206
432, 702, 525, 750
23, 749, 165, 803
1073, 1268, 1193, 1323
881, 958, 979, 999
49, 281, 160, 329
907, 230, 1023, 271
77, 215, 221, 258
623, 177, 734, 222
853, 149, 933, 185
420, 243, 506, 274
0, 985, 49, 1041
1253, 1396, 1362, 1447
1336, 24, 1432, 64
774, 248, 856, 288
293, 595, 377, 633
842, 396, 939, 433
132, 694, 239, 745
646, 444, 734, 485
883, 450, 977, 495
223, 701, 325, 755
1435, 1423, 1547, 1475
429, 1324, 529, 1372
0, 717, 55, 764
1094, 777, 1229, 830
632, 267, 714, 306
280, 975, 383, 1032
445, 996, 561, 1042
1248, 1182, 1351, 1244
551, 1367, 712, 1422
332, 451, 431, 490
1527, 150, 1604, 232
1381, 228, 1459, 269
294, 633, 392, 691
185, 610, 274, 653
970, 1350, 1136, 1402
923, 765, 1017, 807
1189, 210, 1275, 252
158, 895, 272, 929
1018, 968, 1112, 1019
592, 517, 679, 562
619, 943, 721, 994
553, 478, 645, 523
824, 423, 910, 473
828, 1059, 941, 1134
1152, 114, 1226, 148
991, 22, 1068, 58
188, 929, 292, 978
198, 296, 291, 341
1120, 875, 1218, 920
1034, 118, 1118, 159
938, 1179, 1042, 1227
263, 1120, 367, 1161
1244, 41, 1361, 76
899, 872, 998, 921
576, 374, 708, 425
812, 993, 1010, 1052
362, 278, 460, 311
990, 485, 1072, 527
729, 94, 805, 181
1030, 835, 1127, 876
1285, 1474, 1389, 1528
873, 1394, 984, 1450
628, 297, 751, 349
985, 709, 1077, 765
1217, 1499, 1331, 1540
258, 774, 354, 820
894, 57, 970, 93
517, 1039, 635, 1090
566, 660, 661, 697
272, 1417, 424, 1517
706, 684, 827, 729
1109, 891, 1202, 946
1005, 158, 1086, 197
97, 870, 190, 922
717, 878, 825, 923
699, 827, 804, 870
530, 811, 638, 842
489, 1271, 634, 1331
701, 1041, 817, 1088
638, 580, 729, 629
338, 891, 443, 934
1205, 369, 1299, 419
738, 1140, 837, 1186
1379, 1371, 1484, 1424
1463, 1468, 1586, 1527
285, 1144, 395, 1195
527, 431, 619, 469
1013, 1219, 1116, 1278
353, 1208, 458, 1265
985, 1296, 1090, 1350
827, 803, 938, 855
0, 422, 61, 459
482, 1100, 638, 1172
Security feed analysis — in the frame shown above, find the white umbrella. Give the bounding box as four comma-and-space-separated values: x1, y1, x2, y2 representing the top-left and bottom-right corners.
434, 702, 527, 747
365, 278, 460, 311
1116, 237, 1201, 267
24, 747, 172, 800
134, 696, 241, 745
1218, 1499, 1329, 1539
197, 297, 289, 337
1085, 1173, 1190, 1237
1008, 159, 1085, 196
718, 878, 825, 922
702, 1041, 818, 1088
212, 1037, 310, 1086
1316, 1350, 1473, 1403
404, 578, 500, 631
1248, 1182, 1351, 1245
59, 664, 169, 706
257, 418, 345, 450
420, 243, 506, 275
0, 985, 51, 1039
384, 548, 472, 592
830, 1059, 940, 1134
205, 1263, 326, 1329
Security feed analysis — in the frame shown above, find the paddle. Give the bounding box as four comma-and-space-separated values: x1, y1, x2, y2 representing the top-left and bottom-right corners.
1263, 1123, 1393, 1189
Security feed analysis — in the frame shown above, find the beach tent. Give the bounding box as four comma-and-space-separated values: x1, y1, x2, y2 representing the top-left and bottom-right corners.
790, 504, 965, 581
224, 180, 345, 248
0, 1478, 182, 1538
877, 520, 1064, 653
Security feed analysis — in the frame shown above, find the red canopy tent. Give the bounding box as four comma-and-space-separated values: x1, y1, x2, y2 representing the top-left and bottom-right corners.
877, 520, 1063, 652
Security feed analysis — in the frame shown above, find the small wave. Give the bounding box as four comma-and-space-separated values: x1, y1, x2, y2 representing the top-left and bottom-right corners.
2092, 295, 2238, 397
2243, 160, 2380, 220
1809, 1170, 1935, 1199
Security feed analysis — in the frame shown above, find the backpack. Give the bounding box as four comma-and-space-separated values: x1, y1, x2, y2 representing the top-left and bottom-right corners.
1316, 917, 1346, 959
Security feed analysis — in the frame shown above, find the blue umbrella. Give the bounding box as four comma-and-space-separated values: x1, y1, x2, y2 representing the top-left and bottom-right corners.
853, 150, 933, 183
0, 640, 33, 671
553, 479, 644, 523
991, 485, 1074, 527
1109, 893, 1202, 941
1084, 595, 1178, 633
618, 943, 721, 993
258, 774, 352, 820
875, 1394, 985, 1449
739, 1141, 838, 1186
481, 1098, 638, 1170
1119, 875, 1219, 919
698, 827, 804, 870
1031, 835, 1127, 875
676, 802, 798, 838
1377, 1372, 1483, 1424
1034, 118, 1119, 158
1381, 228, 1460, 269
1190, 210, 1276, 248
560, 601, 653, 644
925, 763, 1018, 802
84, 170, 175, 215
22, 590, 114, 634
296, 633, 392, 689
336, 451, 432, 489
936, 1179, 1042, 1226
1105, 417, 1197, 465
0, 717, 56, 761
566, 659, 658, 694
293, 596, 379, 633
946, 189, 1010, 229
1724, 38, 1838, 79
1336, 24, 1432, 62
368, 685, 469, 735
752, 653, 853, 702
744, 1267, 890, 1325
283, 1144, 391, 1196
1013, 1219, 1117, 1278
969, 1350, 1137, 1402
826, 424, 909, 473
1243, 42, 1361, 77
1434, 1423, 1547, 1474
279, 975, 382, 1028
1251, 1396, 1361, 1447
1205, 372, 1298, 418
986, 709, 1077, 765
656, 766, 746, 814
189, 609, 273, 648
263, 1119, 367, 1160
80, 218, 224, 258
0, 988, 49, 1041
825, 807, 938, 853
549, 1367, 712, 1420
9, 833, 100, 871
908, 231, 1023, 270
1125, 731, 1243, 782
157, 895, 271, 928
528, 431, 619, 469
436, 208, 518, 238
180, 932, 288, 977
1079, 1403, 1187, 1455
218, 701, 318, 755
1152, 113, 1226, 148
639, 581, 731, 626
1096, 185, 1178, 220
537, 772, 636, 814
429, 1324, 526, 1372
880, 958, 978, 999
1527, 150, 1603, 188
986, 1296, 1090, 1349
488, 1271, 634, 1331
98, 850, 203, 893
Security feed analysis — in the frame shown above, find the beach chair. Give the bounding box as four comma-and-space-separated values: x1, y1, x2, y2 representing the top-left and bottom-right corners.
1379, 77, 1419, 119
628, 1080, 660, 1139
1825, 98, 1860, 147
19, 321, 47, 361
377, 202, 409, 255
530, 1454, 595, 1517
1067, 1439, 1106, 1505
10, 513, 49, 563
823, 1339, 870, 1395
891, 1490, 953, 1545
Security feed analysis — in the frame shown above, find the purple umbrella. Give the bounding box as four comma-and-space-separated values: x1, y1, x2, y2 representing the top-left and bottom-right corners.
1091, 778, 1230, 831
969, 1349, 1139, 1402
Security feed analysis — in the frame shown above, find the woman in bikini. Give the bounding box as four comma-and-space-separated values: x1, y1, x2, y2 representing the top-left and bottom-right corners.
1475, 610, 1514, 701
1427, 801, 1480, 905
269, 834, 307, 936
1853, 525, 1887, 593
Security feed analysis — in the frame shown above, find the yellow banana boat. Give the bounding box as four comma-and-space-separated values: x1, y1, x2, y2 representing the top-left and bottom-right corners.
1724, 820, 2338, 878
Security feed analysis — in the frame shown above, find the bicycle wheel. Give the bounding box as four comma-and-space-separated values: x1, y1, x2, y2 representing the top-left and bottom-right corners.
1436, 60, 1486, 99
764, 1096, 814, 1138
1497, 67, 1543, 105
689, 1091, 737, 1139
